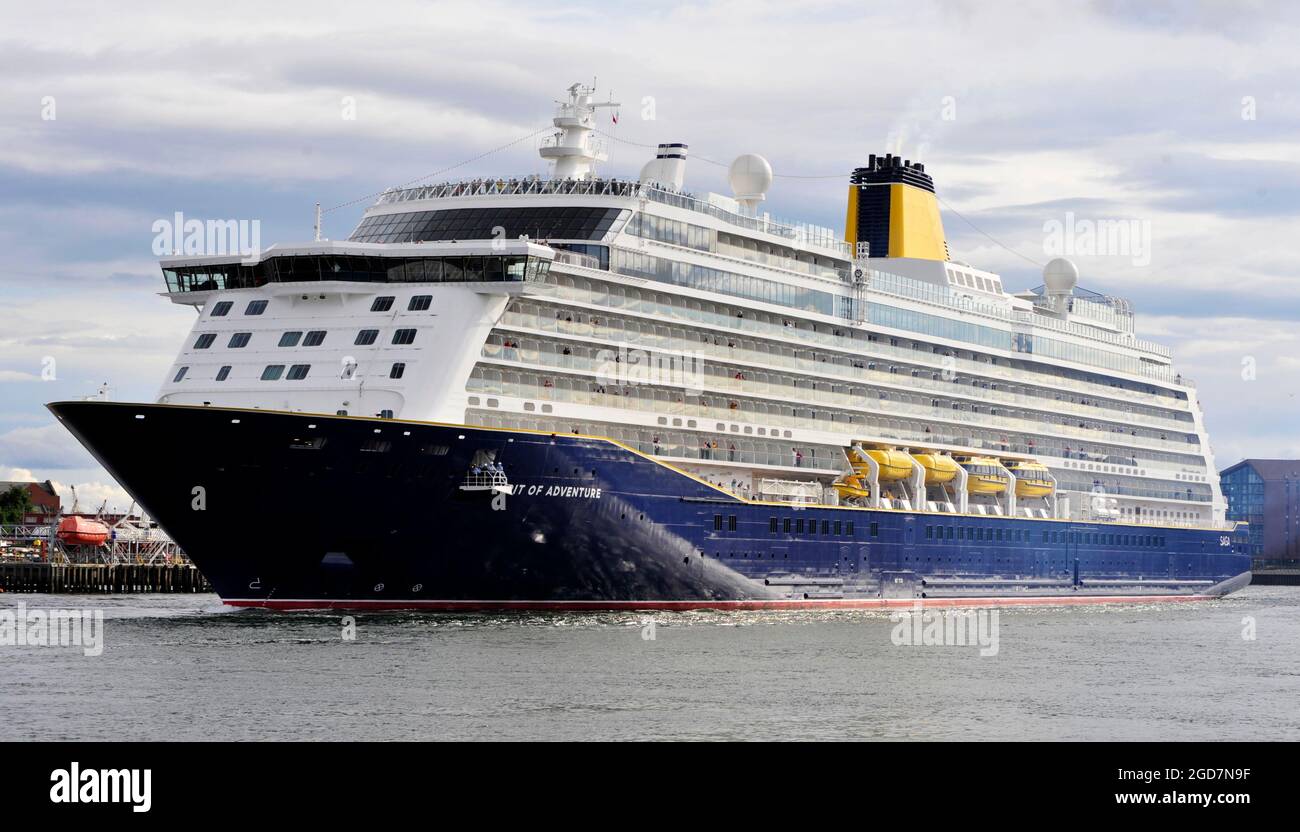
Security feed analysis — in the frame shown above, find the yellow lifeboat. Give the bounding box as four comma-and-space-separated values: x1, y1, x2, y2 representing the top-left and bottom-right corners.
1006, 460, 1055, 499
850, 447, 913, 482
833, 474, 872, 502
913, 452, 959, 485
958, 456, 1009, 495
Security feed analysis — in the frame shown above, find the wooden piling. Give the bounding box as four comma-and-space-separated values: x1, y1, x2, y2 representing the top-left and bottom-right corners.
0, 562, 213, 594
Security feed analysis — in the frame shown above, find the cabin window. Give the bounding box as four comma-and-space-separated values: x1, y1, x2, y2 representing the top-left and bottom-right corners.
870, 522, 879, 537
728, 516, 737, 532
228, 332, 251, 348
783, 518, 792, 533
408, 295, 432, 311
172, 366, 188, 383
215, 366, 231, 381
194, 333, 216, 349
303, 330, 326, 346
287, 364, 310, 380
392, 328, 416, 345
769, 517, 778, 533
260, 365, 285, 380
355, 329, 379, 345
279, 331, 303, 347
390, 362, 406, 379
245, 300, 268, 315
713, 514, 723, 531
371, 296, 395, 312
210, 301, 233, 317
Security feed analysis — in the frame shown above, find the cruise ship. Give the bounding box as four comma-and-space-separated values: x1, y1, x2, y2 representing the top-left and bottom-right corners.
51, 83, 1251, 609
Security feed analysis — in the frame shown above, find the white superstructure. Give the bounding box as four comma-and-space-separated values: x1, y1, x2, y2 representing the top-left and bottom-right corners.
153, 84, 1225, 530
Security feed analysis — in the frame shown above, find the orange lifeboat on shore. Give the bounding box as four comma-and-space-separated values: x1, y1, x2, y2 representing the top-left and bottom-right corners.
57, 516, 111, 546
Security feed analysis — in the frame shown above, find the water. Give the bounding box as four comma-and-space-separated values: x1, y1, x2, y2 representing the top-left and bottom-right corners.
2, 586, 1297, 741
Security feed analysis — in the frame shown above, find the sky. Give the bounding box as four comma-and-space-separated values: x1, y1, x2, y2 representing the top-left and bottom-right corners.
1, 0, 1298, 512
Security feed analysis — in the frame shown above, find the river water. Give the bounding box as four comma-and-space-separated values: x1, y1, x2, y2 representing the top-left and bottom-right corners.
2, 586, 1296, 741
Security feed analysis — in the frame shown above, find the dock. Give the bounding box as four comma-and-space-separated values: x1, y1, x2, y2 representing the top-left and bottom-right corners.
0, 562, 211, 594
1250, 569, 1300, 586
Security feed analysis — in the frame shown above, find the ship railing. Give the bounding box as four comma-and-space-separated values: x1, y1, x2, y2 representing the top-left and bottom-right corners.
552, 249, 602, 270
535, 282, 1194, 408
469, 380, 1212, 494
461, 471, 509, 491
488, 323, 1197, 435
372, 177, 852, 257
478, 347, 1203, 458
868, 270, 1176, 362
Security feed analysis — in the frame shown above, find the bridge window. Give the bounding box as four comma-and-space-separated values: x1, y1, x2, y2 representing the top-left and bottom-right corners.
350, 206, 622, 244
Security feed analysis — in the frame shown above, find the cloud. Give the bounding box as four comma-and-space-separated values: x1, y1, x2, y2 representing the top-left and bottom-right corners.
0, 464, 134, 514
0, 370, 41, 382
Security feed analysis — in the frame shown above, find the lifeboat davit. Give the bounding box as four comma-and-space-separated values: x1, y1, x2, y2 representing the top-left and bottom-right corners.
913, 452, 959, 485
850, 447, 913, 481
833, 474, 872, 502
1007, 460, 1056, 499
57, 516, 111, 546
958, 456, 1009, 495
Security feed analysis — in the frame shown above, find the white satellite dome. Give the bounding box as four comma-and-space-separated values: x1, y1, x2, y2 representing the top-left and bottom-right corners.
1043, 257, 1079, 297
728, 154, 773, 204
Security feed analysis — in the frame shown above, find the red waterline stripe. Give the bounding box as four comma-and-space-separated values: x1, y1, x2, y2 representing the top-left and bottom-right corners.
224, 594, 1215, 612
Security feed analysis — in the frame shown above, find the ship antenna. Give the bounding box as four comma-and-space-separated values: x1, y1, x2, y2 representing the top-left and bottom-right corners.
314, 202, 322, 242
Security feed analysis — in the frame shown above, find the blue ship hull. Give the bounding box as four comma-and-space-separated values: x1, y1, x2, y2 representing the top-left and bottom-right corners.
48, 401, 1251, 610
